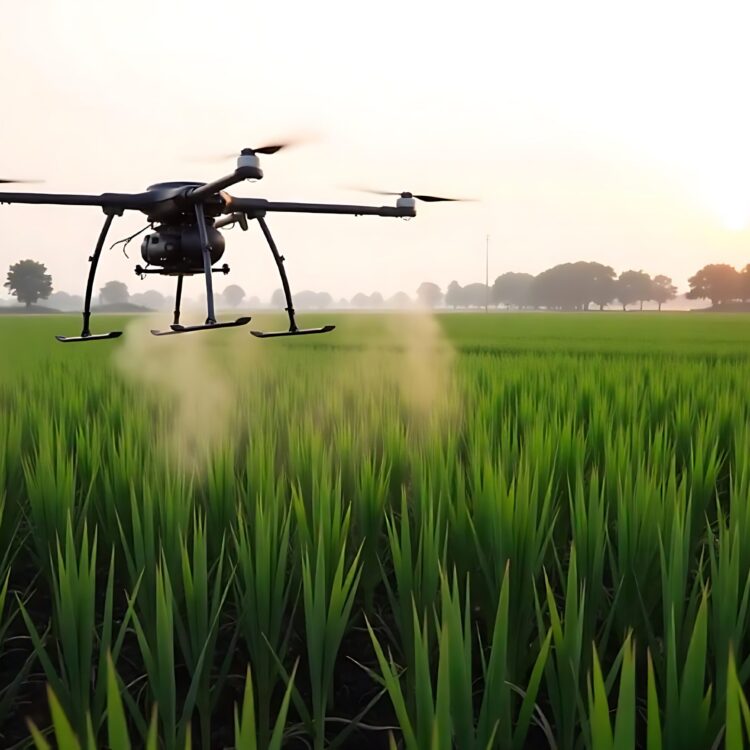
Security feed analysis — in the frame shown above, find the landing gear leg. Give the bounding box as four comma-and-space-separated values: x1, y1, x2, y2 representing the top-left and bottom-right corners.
249, 216, 335, 339
196, 203, 217, 326
56, 210, 124, 342
173, 275, 184, 326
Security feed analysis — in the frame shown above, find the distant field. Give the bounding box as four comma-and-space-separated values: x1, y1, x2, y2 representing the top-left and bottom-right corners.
1, 312, 750, 748
5, 308, 750, 358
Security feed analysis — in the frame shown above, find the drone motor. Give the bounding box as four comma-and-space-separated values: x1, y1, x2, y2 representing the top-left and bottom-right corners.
396, 193, 417, 210
236, 149, 263, 180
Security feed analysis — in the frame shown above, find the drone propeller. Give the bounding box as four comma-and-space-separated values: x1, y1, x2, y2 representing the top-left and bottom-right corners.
246, 144, 288, 155
347, 187, 473, 203
196, 138, 308, 163
0, 178, 43, 184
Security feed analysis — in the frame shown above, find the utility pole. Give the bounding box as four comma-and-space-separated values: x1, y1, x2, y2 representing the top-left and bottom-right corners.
485, 234, 489, 312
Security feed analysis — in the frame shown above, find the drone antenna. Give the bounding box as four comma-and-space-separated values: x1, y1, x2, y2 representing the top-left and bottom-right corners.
109, 223, 152, 259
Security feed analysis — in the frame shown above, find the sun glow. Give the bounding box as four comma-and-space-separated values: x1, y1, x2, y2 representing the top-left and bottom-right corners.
696, 171, 750, 231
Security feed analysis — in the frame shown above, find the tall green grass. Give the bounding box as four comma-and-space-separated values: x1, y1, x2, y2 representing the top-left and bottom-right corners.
1, 312, 750, 748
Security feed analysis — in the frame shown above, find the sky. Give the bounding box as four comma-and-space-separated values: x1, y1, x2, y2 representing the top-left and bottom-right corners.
1, 0, 750, 302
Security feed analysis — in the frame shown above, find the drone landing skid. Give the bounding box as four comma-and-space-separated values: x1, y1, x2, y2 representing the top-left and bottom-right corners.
55, 331, 123, 343
150, 316, 252, 336
250, 325, 335, 339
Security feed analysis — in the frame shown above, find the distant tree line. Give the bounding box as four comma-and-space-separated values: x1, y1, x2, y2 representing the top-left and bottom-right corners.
4, 259, 750, 312
440, 263, 679, 311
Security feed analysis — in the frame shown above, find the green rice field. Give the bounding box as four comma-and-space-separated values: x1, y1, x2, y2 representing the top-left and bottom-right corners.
1, 311, 750, 749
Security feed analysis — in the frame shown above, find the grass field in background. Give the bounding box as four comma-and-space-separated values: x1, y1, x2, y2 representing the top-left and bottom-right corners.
1, 311, 750, 749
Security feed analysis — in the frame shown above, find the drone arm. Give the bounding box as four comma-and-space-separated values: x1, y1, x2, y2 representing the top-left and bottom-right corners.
265, 201, 415, 217
186, 167, 260, 205
228, 198, 416, 219
0, 191, 155, 210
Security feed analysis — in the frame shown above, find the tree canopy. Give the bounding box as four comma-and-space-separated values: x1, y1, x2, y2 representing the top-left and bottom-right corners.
130, 289, 166, 310
4, 260, 53, 308
445, 281, 463, 309
416, 282, 443, 308
617, 270, 652, 310
99, 281, 129, 306
528, 262, 616, 311
687, 264, 740, 307
651, 275, 677, 310
223, 284, 246, 308
387, 291, 412, 308
492, 272, 535, 308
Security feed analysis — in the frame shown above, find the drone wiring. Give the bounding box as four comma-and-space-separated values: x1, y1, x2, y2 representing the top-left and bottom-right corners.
109, 223, 153, 259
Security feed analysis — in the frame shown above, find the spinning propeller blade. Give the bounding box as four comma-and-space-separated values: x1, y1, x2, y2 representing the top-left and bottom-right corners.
0, 178, 43, 184
346, 187, 474, 202
251, 144, 288, 155
196, 136, 312, 162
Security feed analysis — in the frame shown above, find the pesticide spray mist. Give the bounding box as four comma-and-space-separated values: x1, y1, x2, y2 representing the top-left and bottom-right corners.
328, 308, 458, 435
112, 313, 245, 474
112, 308, 457, 474
386, 310, 456, 423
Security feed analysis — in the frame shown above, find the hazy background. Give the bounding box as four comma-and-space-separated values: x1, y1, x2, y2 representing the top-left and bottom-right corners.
1, 0, 749, 302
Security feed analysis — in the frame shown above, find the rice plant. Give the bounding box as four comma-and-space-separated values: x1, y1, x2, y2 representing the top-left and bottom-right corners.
0, 311, 749, 747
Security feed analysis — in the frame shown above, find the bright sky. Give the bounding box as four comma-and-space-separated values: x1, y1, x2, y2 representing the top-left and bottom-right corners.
1, 0, 749, 301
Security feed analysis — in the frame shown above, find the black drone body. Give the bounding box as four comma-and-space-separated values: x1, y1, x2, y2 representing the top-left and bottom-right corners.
140, 183, 227, 274
0, 145, 464, 341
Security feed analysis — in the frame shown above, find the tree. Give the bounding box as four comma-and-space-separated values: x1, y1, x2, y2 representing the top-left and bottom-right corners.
492, 272, 534, 308
295, 291, 317, 309
529, 262, 607, 311
271, 288, 286, 308
49, 291, 83, 311
223, 284, 246, 307
617, 270, 652, 311
651, 275, 677, 311
4, 260, 53, 308
99, 280, 129, 306
686, 264, 741, 307
445, 281, 464, 309
369, 291, 384, 308
291, 290, 332, 309
588, 263, 617, 310
528, 265, 571, 310
316, 291, 333, 308
740, 265, 750, 302
387, 291, 412, 308
462, 283, 490, 308
416, 282, 442, 308
351, 292, 370, 308
130, 289, 166, 309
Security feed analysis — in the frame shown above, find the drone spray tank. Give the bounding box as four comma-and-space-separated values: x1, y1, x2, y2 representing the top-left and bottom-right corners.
140, 222, 226, 273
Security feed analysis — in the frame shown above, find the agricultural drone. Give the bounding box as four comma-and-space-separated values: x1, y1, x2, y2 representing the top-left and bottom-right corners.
0, 142, 467, 341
